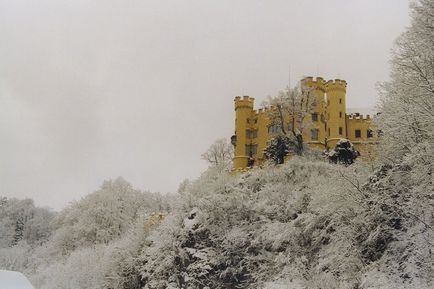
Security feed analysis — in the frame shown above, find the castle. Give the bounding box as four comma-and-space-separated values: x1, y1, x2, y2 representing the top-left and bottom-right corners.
232, 76, 379, 170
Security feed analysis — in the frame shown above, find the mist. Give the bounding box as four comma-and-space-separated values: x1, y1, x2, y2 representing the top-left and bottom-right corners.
0, 0, 410, 209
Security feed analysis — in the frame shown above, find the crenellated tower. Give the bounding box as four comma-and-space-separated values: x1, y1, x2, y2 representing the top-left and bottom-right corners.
233, 96, 255, 170
325, 79, 347, 148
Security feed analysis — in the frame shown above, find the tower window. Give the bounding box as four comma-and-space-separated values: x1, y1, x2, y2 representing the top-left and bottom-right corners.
246, 129, 251, 138
245, 144, 257, 156
339, 112, 342, 118
339, 98, 342, 104
311, 129, 319, 141
311, 113, 318, 122
252, 130, 258, 138
355, 129, 361, 138
367, 129, 373, 138
339, 127, 343, 135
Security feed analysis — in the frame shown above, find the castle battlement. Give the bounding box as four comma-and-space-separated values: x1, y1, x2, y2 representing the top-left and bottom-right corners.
325, 79, 347, 91
234, 95, 254, 109
302, 76, 326, 91
303, 76, 326, 84
347, 113, 372, 120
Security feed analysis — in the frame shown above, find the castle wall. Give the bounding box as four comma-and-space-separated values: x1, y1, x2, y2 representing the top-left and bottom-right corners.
346, 114, 379, 160
254, 108, 271, 165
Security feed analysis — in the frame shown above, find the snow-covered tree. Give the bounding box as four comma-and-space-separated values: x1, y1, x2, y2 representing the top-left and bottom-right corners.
49, 177, 165, 253
0, 198, 55, 248
327, 138, 359, 165
377, 0, 434, 162
264, 135, 291, 164
201, 138, 234, 168
264, 83, 316, 157
368, 0, 434, 284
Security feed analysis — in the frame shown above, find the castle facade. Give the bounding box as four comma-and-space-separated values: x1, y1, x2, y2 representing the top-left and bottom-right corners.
232, 76, 379, 170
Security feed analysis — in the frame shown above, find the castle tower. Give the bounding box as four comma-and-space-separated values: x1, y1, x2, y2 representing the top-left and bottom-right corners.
325, 79, 347, 149
233, 96, 254, 170
301, 77, 327, 148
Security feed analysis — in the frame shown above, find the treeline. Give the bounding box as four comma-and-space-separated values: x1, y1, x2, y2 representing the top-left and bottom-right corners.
0, 177, 171, 289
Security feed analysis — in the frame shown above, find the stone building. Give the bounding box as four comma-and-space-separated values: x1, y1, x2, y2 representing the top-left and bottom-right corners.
232, 76, 379, 170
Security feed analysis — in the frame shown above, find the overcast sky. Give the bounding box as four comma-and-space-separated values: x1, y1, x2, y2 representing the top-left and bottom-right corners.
0, 0, 410, 210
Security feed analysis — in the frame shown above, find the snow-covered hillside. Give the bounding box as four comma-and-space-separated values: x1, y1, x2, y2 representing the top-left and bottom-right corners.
1, 0, 433, 288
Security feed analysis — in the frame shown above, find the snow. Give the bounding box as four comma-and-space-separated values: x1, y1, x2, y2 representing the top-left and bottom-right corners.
1, 2, 433, 286
0, 270, 35, 289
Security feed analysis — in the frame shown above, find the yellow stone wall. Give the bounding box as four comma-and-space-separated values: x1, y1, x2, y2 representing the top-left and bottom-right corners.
232, 76, 379, 170
346, 114, 379, 160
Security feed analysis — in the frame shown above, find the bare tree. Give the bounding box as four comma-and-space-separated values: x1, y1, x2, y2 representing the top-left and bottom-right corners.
201, 138, 234, 168
264, 83, 316, 160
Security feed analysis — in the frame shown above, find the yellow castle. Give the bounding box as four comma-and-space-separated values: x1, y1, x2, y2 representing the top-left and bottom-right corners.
232, 76, 379, 170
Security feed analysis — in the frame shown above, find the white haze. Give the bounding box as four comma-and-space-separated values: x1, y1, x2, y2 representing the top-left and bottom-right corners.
0, 0, 410, 209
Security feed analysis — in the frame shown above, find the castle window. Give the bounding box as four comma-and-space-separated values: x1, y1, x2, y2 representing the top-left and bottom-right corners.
246, 129, 251, 138
367, 129, 373, 138
339, 98, 342, 104
252, 144, 257, 154
311, 129, 319, 141
252, 130, 258, 138
339, 127, 343, 135
355, 129, 361, 138
245, 144, 257, 156
311, 113, 318, 122
339, 112, 342, 118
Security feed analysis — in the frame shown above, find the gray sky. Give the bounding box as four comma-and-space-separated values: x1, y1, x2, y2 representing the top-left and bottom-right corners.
0, 0, 410, 210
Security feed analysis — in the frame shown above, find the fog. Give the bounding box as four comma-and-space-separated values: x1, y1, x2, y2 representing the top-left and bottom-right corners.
0, 0, 410, 209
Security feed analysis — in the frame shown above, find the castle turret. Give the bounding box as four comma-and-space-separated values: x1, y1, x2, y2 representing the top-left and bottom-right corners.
233, 96, 254, 170
301, 76, 327, 148
325, 79, 347, 148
